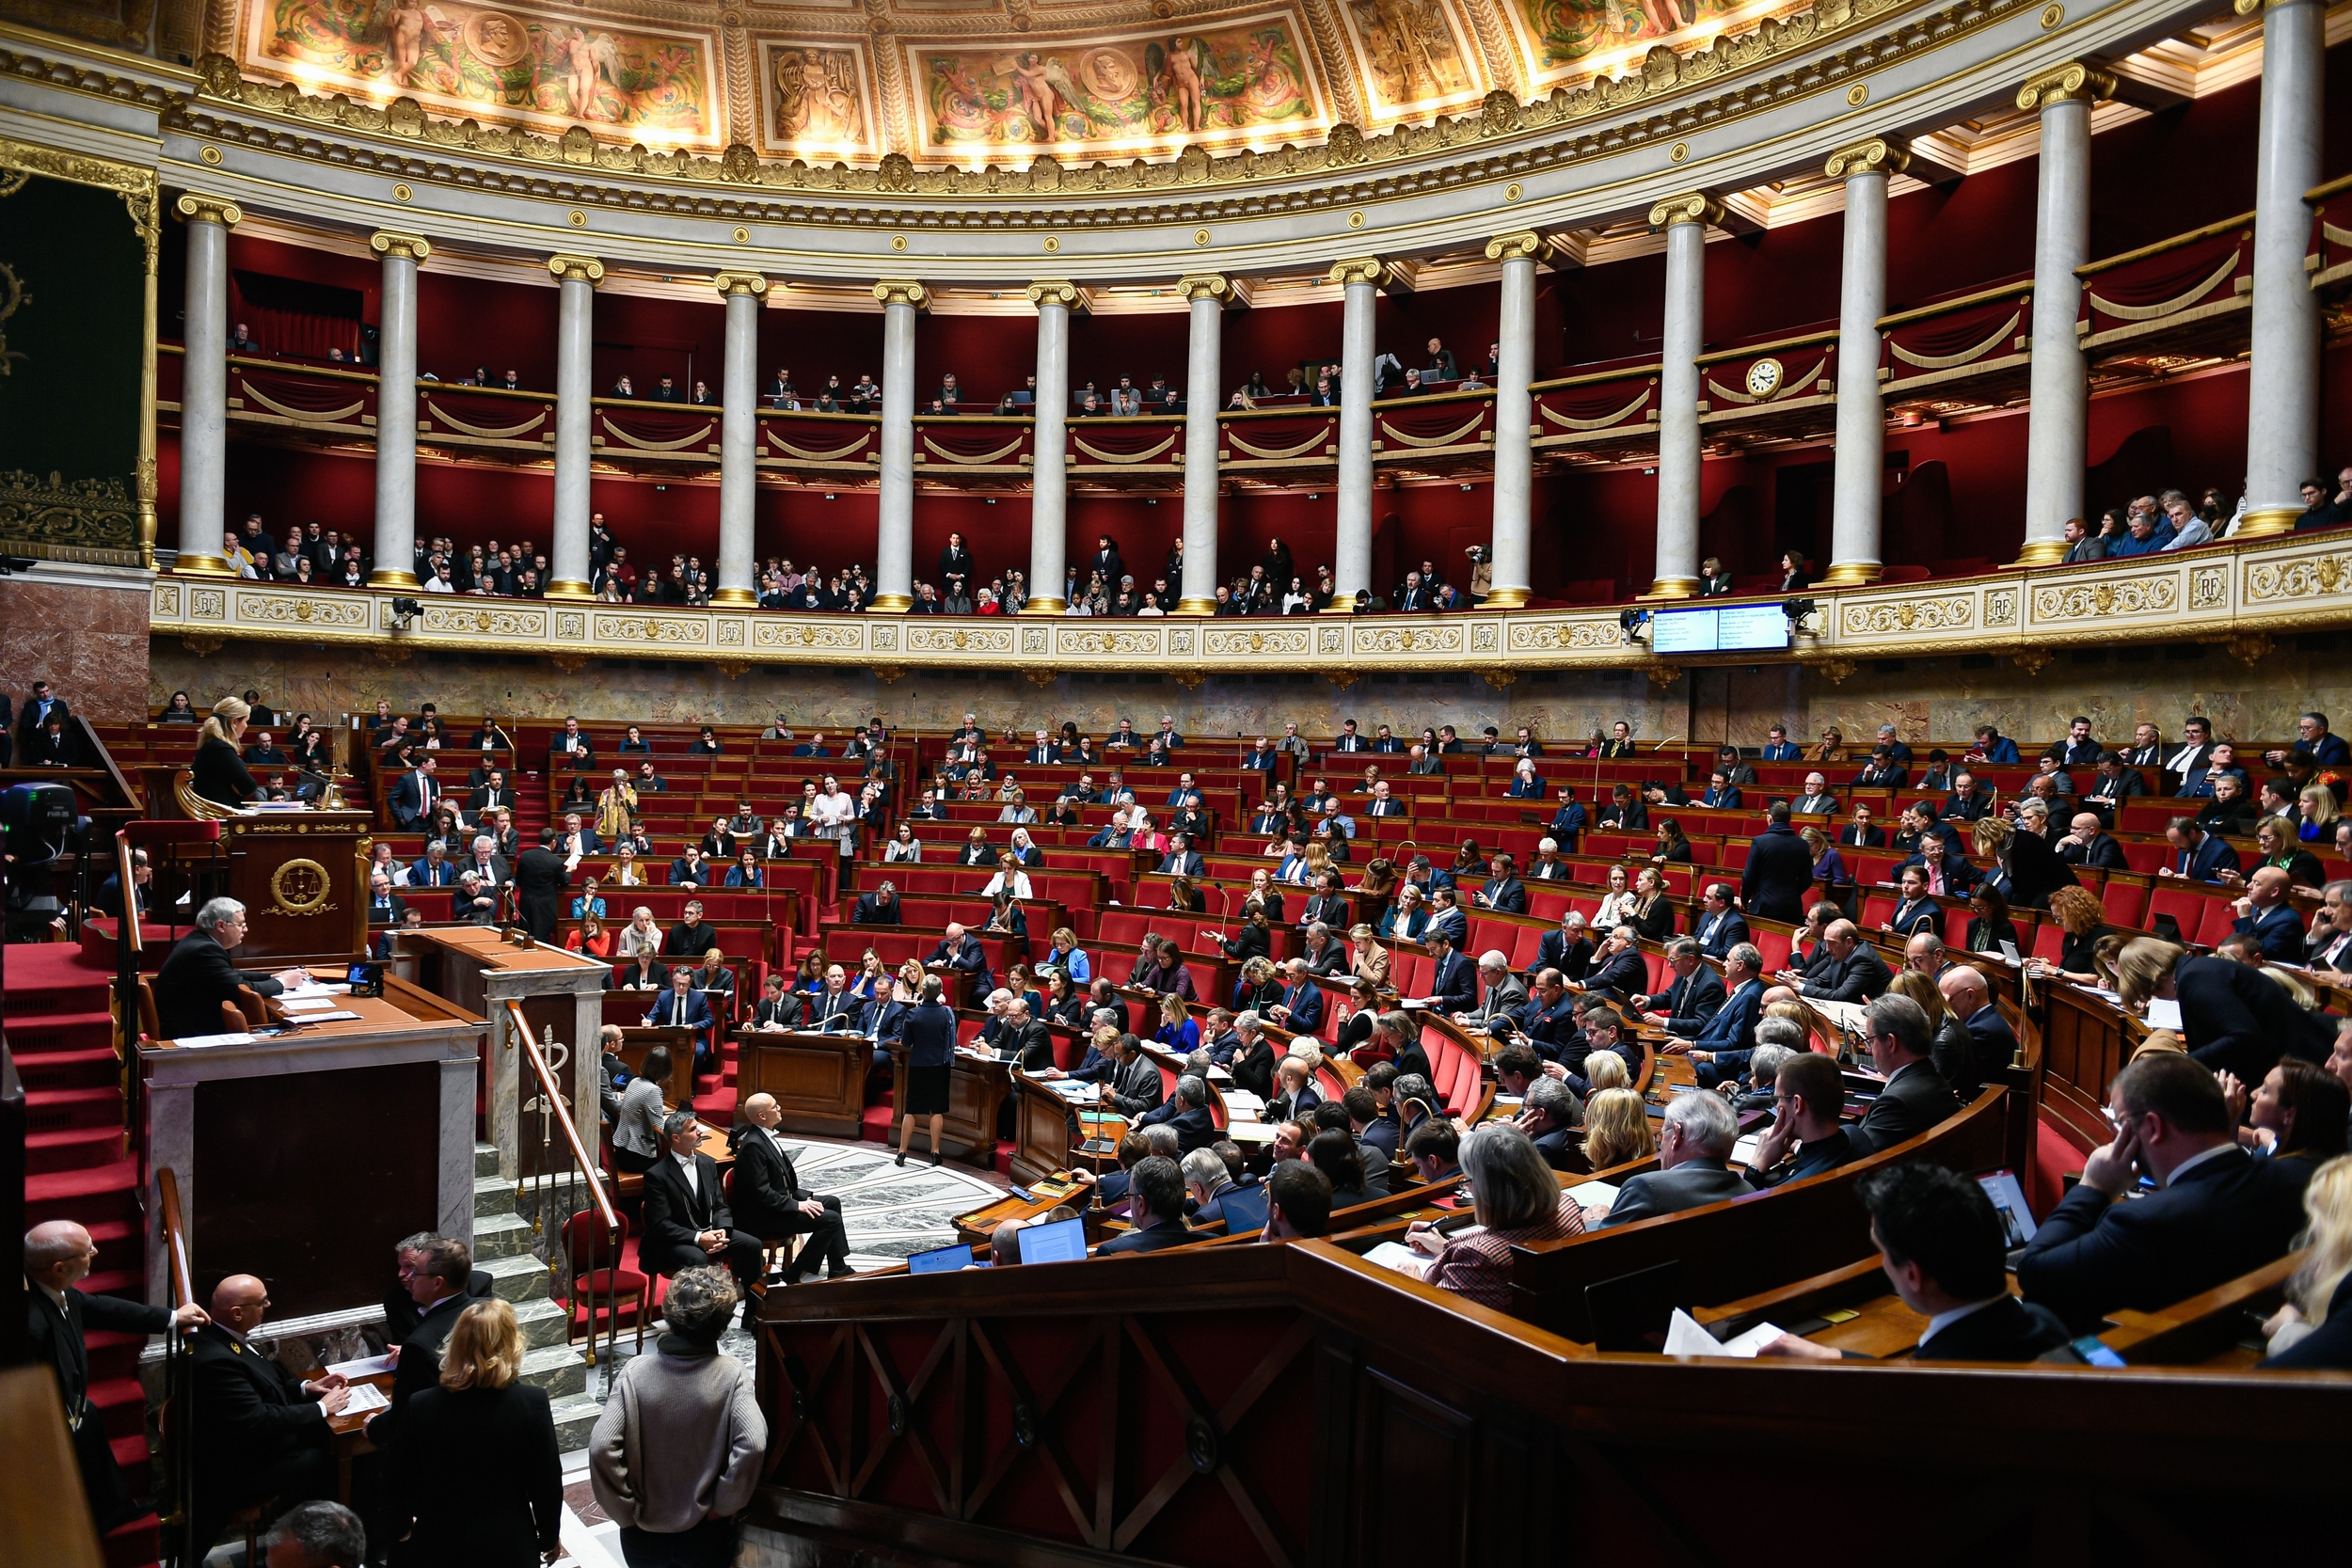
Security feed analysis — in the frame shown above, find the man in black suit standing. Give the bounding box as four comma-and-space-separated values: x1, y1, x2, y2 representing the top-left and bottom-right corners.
152, 897, 313, 1040
1594, 1092, 1747, 1227
1760, 1164, 2070, 1362
25, 1220, 210, 1529
1739, 804, 1815, 924
640, 1111, 766, 1294
365, 1236, 480, 1451
731, 1094, 853, 1283
1849, 993, 1962, 1154
2018, 1052, 2315, 1331
512, 827, 570, 942
380, 1232, 492, 1340
1094, 1158, 1193, 1253
187, 1273, 345, 1556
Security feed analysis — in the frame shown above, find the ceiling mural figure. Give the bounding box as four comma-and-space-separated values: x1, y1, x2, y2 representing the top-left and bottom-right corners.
771, 44, 866, 146
1347, 0, 1475, 114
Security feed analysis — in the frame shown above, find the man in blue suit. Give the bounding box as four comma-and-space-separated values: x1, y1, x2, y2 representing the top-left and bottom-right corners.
1635, 937, 1725, 1033
2230, 866, 2306, 959
1418, 929, 1476, 1014
1266, 958, 1325, 1035
2159, 816, 2240, 884
644, 968, 716, 1070
1690, 882, 1750, 960
1548, 786, 1586, 852
1679, 945, 1764, 1086
1759, 725, 1801, 763
1136, 1076, 1218, 1153
389, 756, 441, 829
2018, 1052, 2314, 1331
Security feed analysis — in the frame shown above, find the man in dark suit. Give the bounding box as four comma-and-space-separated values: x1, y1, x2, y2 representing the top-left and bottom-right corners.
662, 902, 718, 958
2166, 946, 2337, 1082
26, 1219, 209, 1529
731, 1094, 852, 1282
1515, 970, 1581, 1055
153, 897, 313, 1040
2160, 816, 2241, 884
851, 881, 903, 925
1762, 1164, 2070, 1361
2057, 810, 2130, 870
1532, 912, 1595, 984
1849, 993, 1963, 1154
1685, 882, 1750, 961
1471, 854, 1528, 914
367, 874, 407, 928
513, 827, 570, 942
926, 922, 993, 994
2160, 719, 2215, 795
381, 1234, 493, 1340
747, 974, 804, 1031
639, 1111, 766, 1291
1418, 930, 1477, 1013
991, 996, 1055, 1072
2229, 866, 2306, 961
1938, 966, 2016, 1093
1136, 1076, 1219, 1153
365, 1237, 481, 1451
1158, 833, 1206, 878
16, 678, 67, 751
1739, 805, 1815, 924
1740, 1051, 1858, 1189
187, 1274, 343, 1556
1633, 937, 1724, 1033
1680, 948, 1766, 1086
1581, 925, 1648, 1001
2019, 1052, 2315, 1331
548, 715, 595, 771
1094, 1157, 1193, 1254
388, 756, 441, 829
1784, 921, 1893, 1004
1596, 1092, 1748, 1227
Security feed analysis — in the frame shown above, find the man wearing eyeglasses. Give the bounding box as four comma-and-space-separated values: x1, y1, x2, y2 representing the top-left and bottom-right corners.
1849, 993, 1961, 1154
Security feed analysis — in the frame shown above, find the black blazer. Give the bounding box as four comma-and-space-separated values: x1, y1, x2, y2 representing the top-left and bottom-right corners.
29, 1284, 168, 1420
640, 1151, 735, 1277
1582, 949, 1646, 1000
152, 929, 284, 1040
389, 1382, 564, 1565
371, 1290, 477, 1450
730, 1128, 813, 1237
2261, 1274, 2352, 1369
1534, 930, 1595, 982
851, 893, 902, 925
192, 735, 256, 806
1850, 1059, 1961, 1155
2019, 1147, 2314, 1331
2173, 955, 2338, 1082
1096, 1218, 1190, 1255
189, 1323, 329, 1495
1798, 944, 1893, 1004
1911, 1296, 2071, 1361
1655, 965, 1726, 1032
1229, 1037, 1277, 1101
900, 1001, 957, 1068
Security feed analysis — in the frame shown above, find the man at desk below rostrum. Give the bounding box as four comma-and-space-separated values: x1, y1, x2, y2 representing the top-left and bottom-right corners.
153, 896, 314, 1039
1759, 1164, 2072, 1362
188, 1274, 349, 1558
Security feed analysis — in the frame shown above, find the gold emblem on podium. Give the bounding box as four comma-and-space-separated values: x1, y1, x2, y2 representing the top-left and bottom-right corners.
269, 858, 334, 917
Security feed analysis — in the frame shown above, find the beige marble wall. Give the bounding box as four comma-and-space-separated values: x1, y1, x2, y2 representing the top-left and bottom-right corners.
148, 637, 2342, 747
6, 570, 152, 724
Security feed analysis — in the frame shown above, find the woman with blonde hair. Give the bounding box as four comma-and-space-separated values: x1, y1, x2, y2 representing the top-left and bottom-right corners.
1593, 863, 1636, 929
2297, 784, 2342, 844
1348, 923, 1390, 989
1802, 824, 1849, 887
1166, 874, 1204, 913
191, 695, 260, 807
1581, 1086, 1656, 1169
2260, 1153, 2352, 1368
1628, 865, 1676, 942
1584, 1050, 1631, 1093
389, 1297, 564, 1565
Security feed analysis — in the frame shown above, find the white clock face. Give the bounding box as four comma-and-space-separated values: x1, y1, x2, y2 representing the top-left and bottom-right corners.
1746, 358, 1783, 399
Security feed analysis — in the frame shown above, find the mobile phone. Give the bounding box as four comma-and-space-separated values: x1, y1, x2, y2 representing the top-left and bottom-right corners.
2070, 1335, 2126, 1369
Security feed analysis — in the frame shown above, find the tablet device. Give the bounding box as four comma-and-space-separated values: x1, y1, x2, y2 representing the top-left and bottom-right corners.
1216, 1183, 1269, 1235
1020, 1215, 1088, 1263
908, 1243, 972, 1275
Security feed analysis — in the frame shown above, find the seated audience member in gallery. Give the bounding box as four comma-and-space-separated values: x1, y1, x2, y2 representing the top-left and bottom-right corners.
387, 1298, 564, 1568
1760, 1164, 2071, 1362
590, 1265, 770, 1568
2018, 1052, 2316, 1332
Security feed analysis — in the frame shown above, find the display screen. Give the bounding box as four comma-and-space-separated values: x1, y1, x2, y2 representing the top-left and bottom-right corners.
1648, 607, 1719, 654
1648, 605, 1789, 654
1020, 1215, 1088, 1262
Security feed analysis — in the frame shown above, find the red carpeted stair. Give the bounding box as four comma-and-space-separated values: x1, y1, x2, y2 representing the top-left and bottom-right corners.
10, 942, 162, 1568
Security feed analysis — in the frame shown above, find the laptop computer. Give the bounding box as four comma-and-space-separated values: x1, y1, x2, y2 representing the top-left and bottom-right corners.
907, 1243, 973, 1275
1020, 1214, 1088, 1263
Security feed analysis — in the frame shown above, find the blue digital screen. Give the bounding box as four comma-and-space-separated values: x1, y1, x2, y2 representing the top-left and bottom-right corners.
908, 1243, 972, 1275
1649, 605, 1789, 654
1020, 1216, 1089, 1263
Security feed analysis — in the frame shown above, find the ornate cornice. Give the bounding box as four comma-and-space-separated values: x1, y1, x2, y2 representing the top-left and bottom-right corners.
1486, 232, 1553, 264
368, 230, 432, 262
1174, 275, 1231, 304
2017, 58, 2119, 110
1328, 257, 1387, 288
1025, 280, 1080, 309
1824, 134, 1912, 180
1648, 192, 1726, 230
548, 254, 607, 285
872, 279, 929, 309
174, 191, 240, 228
713, 271, 771, 297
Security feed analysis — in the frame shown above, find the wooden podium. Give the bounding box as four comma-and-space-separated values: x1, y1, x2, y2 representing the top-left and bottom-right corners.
143, 808, 374, 964
734, 1030, 869, 1139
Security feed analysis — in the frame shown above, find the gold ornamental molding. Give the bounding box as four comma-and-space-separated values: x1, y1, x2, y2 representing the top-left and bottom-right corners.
548, 254, 605, 285
1648, 193, 1726, 230
872, 280, 930, 309
1025, 280, 1080, 309
1824, 135, 1912, 180
173, 192, 241, 228
1174, 275, 1231, 304
1328, 258, 1388, 288
2017, 60, 2119, 111
712, 271, 770, 298
368, 230, 431, 262
1486, 232, 1554, 264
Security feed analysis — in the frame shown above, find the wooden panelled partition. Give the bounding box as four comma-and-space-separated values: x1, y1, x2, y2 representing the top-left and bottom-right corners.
752, 1243, 2352, 1568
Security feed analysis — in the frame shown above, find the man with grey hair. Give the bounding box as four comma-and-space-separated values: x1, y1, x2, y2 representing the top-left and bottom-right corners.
591, 1263, 768, 1565
1733, 1038, 1802, 1111
262, 1500, 367, 1568
642, 1111, 765, 1294
1180, 1146, 1246, 1226
1137, 1072, 1217, 1151
1633, 936, 1724, 1034
463, 832, 507, 886
1904, 930, 1952, 977
453, 868, 499, 924
1454, 950, 1529, 1032
1265, 958, 1325, 1034
152, 895, 311, 1040
1104, 1032, 1165, 1117
1851, 992, 1961, 1154
1301, 919, 1345, 975
1521, 1076, 1584, 1171
1594, 1089, 1744, 1227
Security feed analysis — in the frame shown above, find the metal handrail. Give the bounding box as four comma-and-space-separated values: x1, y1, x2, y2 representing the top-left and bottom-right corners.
114, 832, 142, 956
156, 1167, 196, 1568
505, 1001, 623, 1376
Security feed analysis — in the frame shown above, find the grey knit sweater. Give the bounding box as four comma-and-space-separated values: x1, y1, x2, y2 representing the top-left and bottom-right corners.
589, 1337, 768, 1532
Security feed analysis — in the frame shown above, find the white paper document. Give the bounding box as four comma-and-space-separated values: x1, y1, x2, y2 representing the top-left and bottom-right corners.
336, 1382, 390, 1416
278, 995, 342, 1011
2145, 998, 2184, 1031
1566, 1180, 1620, 1209
171, 1033, 256, 1049
1362, 1242, 1432, 1279
1662, 1307, 1787, 1358
283, 1010, 362, 1023
326, 1353, 397, 1379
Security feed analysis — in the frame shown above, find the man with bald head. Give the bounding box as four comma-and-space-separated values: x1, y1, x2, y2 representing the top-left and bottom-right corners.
1772, 920, 1892, 1003
1938, 965, 2014, 1097
2231, 865, 2305, 961
729, 1092, 853, 1282
189, 1273, 346, 1555
25, 1219, 209, 1527
1904, 931, 1952, 978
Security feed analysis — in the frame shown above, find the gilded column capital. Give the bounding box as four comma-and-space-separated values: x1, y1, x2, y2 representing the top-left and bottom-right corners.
369, 230, 432, 262
174, 192, 242, 228
872, 278, 930, 309
1485, 231, 1552, 264
2016, 59, 2117, 111
713, 270, 770, 298
1647, 192, 1724, 231
1328, 256, 1386, 288
2233, 0, 2317, 14
1824, 135, 1911, 182
1175, 274, 1230, 303
1026, 279, 1079, 309
548, 253, 605, 285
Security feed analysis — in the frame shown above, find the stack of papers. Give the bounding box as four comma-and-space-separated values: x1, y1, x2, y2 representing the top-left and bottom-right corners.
336, 1383, 390, 1416
1566, 1180, 1619, 1209
1662, 1307, 1787, 1358
172, 1033, 256, 1049
326, 1353, 397, 1379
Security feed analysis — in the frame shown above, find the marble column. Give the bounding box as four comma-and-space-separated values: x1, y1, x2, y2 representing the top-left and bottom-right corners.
1648, 193, 1720, 598
1025, 280, 1076, 613
367, 230, 430, 588
1329, 257, 1384, 609
1484, 234, 1546, 608
712, 271, 770, 606
546, 254, 605, 597
2238, 0, 2327, 537
1822, 138, 1906, 587
1175, 274, 1229, 612
2014, 62, 2111, 564
870, 279, 927, 611
173, 194, 242, 575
